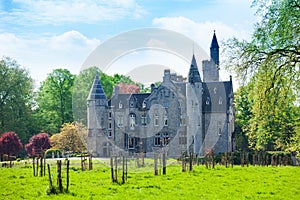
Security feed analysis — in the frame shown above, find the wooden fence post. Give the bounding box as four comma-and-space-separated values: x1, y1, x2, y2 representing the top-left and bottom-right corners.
47, 164, 52, 187
110, 155, 114, 182
57, 160, 63, 192
66, 159, 70, 192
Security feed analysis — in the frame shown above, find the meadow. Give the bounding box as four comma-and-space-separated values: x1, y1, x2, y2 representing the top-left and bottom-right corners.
1, 159, 299, 200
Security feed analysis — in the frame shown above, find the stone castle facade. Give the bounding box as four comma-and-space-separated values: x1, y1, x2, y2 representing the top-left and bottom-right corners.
87, 32, 235, 157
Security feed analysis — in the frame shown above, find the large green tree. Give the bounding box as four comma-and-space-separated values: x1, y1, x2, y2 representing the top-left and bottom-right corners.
224, 0, 300, 151
35, 69, 75, 134
0, 57, 35, 143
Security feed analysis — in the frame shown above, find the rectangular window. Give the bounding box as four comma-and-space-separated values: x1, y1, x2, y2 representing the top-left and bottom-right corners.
163, 132, 169, 146
141, 114, 146, 126
154, 133, 161, 146
108, 131, 112, 137
179, 137, 187, 145
164, 116, 168, 126
117, 115, 123, 127
180, 115, 186, 126
154, 114, 159, 126
128, 137, 134, 149
130, 114, 135, 128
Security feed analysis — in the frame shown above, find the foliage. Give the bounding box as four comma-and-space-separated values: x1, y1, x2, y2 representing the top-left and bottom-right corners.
50, 123, 86, 154
1, 162, 300, 199
0, 132, 23, 156
224, 0, 300, 151
25, 133, 51, 157
35, 69, 75, 134
0, 57, 35, 143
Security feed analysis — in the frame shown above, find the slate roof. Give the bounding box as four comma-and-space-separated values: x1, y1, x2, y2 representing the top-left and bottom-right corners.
109, 93, 151, 109
87, 74, 107, 100
210, 31, 219, 48
202, 81, 232, 113
188, 54, 202, 84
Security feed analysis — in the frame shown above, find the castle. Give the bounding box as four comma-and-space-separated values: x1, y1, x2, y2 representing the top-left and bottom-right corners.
87, 32, 235, 157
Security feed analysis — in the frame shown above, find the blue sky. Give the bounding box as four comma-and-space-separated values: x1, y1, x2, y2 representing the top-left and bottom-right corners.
0, 0, 257, 86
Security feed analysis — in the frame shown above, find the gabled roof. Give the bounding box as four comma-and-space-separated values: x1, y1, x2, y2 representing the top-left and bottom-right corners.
202, 81, 232, 113
87, 74, 107, 100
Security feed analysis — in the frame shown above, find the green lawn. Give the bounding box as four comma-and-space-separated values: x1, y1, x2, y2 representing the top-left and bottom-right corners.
1, 159, 299, 200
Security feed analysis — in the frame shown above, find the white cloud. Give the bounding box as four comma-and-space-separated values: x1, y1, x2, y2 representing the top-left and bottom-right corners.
2, 0, 145, 25
0, 31, 100, 86
152, 16, 250, 49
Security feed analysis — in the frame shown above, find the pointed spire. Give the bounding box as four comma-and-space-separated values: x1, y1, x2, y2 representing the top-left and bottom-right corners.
87, 73, 107, 101
210, 30, 220, 65
188, 54, 202, 84
210, 30, 219, 48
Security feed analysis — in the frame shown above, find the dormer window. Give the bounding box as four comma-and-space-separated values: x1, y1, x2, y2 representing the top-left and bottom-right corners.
142, 101, 147, 108
206, 97, 210, 105
219, 97, 223, 104
130, 101, 134, 108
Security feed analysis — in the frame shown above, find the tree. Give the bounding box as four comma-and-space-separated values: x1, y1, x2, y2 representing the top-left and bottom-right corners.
233, 86, 253, 151
50, 123, 86, 154
0, 132, 23, 157
35, 69, 75, 134
25, 133, 51, 157
0, 57, 35, 143
224, 0, 300, 151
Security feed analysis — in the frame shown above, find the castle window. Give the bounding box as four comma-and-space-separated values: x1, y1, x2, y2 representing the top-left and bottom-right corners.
218, 121, 222, 136
219, 97, 223, 104
108, 131, 112, 138
108, 122, 112, 130
130, 101, 134, 108
162, 132, 170, 146
164, 115, 168, 126
141, 114, 146, 126
128, 137, 135, 149
180, 115, 186, 126
214, 87, 217, 94
142, 101, 147, 108
119, 101, 123, 109
206, 97, 210, 105
154, 114, 159, 126
108, 111, 112, 119
154, 133, 161, 146
117, 115, 123, 127
129, 113, 136, 128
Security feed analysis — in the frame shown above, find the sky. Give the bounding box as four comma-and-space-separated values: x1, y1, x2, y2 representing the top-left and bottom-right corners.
0, 0, 257, 87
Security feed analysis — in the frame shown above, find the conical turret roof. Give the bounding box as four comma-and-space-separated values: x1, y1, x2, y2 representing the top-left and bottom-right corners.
210, 31, 219, 48
188, 54, 202, 84
87, 74, 107, 100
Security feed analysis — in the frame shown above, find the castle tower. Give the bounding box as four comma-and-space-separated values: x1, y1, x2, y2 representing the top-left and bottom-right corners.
186, 54, 203, 155
202, 31, 220, 82
87, 73, 108, 156
210, 30, 219, 66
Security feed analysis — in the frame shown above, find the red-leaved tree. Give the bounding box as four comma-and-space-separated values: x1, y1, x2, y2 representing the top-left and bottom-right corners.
0, 132, 23, 157
25, 133, 51, 157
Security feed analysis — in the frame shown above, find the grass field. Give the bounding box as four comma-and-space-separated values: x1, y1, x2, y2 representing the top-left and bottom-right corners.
1, 159, 300, 200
